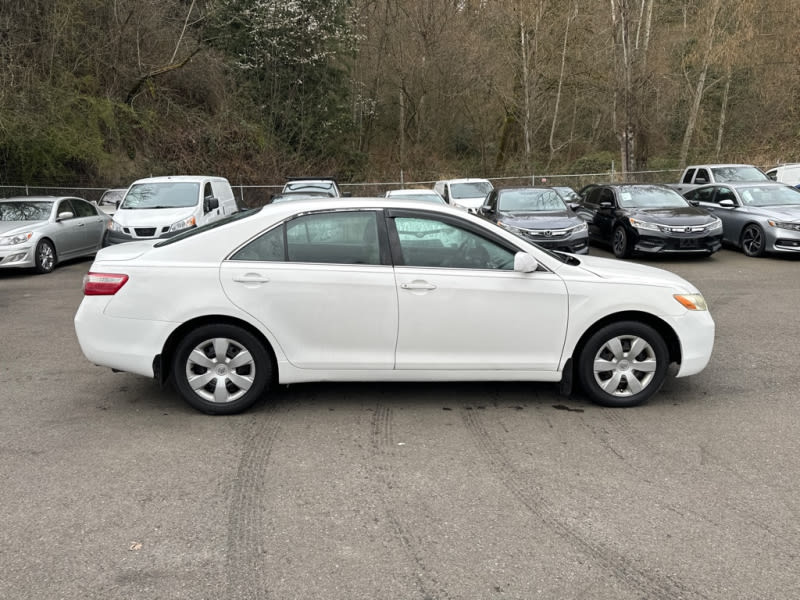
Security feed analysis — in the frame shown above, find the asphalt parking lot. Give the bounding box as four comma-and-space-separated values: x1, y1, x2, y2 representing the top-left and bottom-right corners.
1, 248, 799, 599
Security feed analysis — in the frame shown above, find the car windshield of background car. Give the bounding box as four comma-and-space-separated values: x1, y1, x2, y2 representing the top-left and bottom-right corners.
99, 190, 126, 206
711, 166, 768, 182
498, 189, 566, 212
450, 182, 493, 199
284, 182, 336, 195
739, 185, 800, 207
553, 187, 579, 201
619, 187, 688, 209
120, 182, 200, 209
0, 201, 53, 221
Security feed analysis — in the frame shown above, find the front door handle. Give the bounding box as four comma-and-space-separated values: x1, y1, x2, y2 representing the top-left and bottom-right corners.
400, 281, 437, 291
233, 274, 270, 284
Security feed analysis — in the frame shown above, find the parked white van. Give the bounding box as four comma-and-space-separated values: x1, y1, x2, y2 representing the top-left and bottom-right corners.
433, 178, 494, 212
765, 164, 800, 187
105, 176, 238, 245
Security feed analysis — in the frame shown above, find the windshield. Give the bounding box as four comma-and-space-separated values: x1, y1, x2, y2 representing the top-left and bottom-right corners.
738, 185, 800, 207
711, 166, 768, 182
450, 181, 493, 199
498, 189, 566, 212
0, 201, 53, 221
120, 182, 200, 209
154, 208, 258, 247
283, 181, 337, 196
99, 189, 126, 206
618, 186, 688, 209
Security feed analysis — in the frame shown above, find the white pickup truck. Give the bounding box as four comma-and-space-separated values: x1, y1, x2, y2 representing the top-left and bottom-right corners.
669, 164, 769, 194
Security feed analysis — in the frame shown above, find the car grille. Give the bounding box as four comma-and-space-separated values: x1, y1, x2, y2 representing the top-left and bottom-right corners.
524, 229, 570, 240
664, 224, 709, 233
134, 227, 157, 237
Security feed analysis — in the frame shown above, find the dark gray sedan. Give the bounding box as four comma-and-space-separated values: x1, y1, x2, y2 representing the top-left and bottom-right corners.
683, 182, 800, 257
478, 187, 589, 254
0, 197, 108, 274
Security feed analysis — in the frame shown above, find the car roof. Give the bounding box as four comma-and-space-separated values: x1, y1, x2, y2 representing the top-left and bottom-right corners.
130, 175, 225, 184
1, 196, 76, 202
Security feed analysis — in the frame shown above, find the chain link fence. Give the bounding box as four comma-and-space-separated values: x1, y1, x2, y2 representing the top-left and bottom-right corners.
0, 168, 683, 210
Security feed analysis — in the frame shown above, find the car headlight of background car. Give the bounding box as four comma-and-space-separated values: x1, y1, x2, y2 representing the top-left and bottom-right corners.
108, 219, 125, 232
570, 222, 588, 234
768, 219, 800, 231
0, 232, 33, 246
628, 217, 661, 232
707, 218, 723, 232
169, 216, 196, 232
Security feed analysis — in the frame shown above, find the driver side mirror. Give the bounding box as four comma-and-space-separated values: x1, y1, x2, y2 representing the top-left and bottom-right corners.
203, 197, 219, 213
513, 252, 539, 273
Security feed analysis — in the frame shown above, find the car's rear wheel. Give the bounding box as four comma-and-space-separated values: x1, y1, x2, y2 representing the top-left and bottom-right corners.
34, 239, 56, 274
577, 321, 669, 408
612, 226, 631, 258
741, 224, 766, 257
172, 324, 271, 415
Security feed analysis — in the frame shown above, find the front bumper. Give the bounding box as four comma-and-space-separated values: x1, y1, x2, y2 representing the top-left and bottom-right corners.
671, 307, 716, 378
104, 226, 187, 246
0, 243, 36, 269
514, 230, 590, 254
768, 227, 800, 253
634, 231, 723, 254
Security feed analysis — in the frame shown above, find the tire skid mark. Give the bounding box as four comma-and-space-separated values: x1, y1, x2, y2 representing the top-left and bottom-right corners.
587, 409, 800, 552
371, 403, 452, 600
226, 406, 281, 600
462, 408, 704, 600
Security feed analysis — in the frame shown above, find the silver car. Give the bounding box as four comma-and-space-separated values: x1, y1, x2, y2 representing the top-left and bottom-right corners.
0, 196, 109, 274
683, 182, 800, 257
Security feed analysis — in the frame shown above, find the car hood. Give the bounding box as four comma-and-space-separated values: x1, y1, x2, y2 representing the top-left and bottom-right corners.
0, 220, 46, 235
112, 207, 195, 226
561, 253, 697, 292
747, 205, 800, 221
628, 206, 714, 225
452, 196, 489, 209
499, 211, 580, 229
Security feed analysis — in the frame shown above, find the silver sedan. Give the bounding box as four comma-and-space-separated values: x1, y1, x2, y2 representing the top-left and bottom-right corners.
0, 196, 109, 274
683, 182, 800, 257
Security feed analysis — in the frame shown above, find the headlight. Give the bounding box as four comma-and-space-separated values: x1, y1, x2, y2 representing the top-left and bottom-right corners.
0, 232, 33, 246
569, 222, 588, 234
674, 293, 708, 311
108, 219, 125, 232
628, 217, 660, 231
768, 219, 799, 231
708, 218, 723, 232
168, 216, 196, 233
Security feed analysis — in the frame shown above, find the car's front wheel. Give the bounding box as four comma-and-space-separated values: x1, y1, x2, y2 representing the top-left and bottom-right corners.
577, 321, 669, 408
741, 224, 766, 257
172, 324, 271, 415
612, 226, 631, 258
34, 239, 56, 274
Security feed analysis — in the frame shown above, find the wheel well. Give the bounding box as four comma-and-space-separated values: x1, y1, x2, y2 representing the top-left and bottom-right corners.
155, 315, 278, 386
38, 236, 57, 257
569, 310, 681, 372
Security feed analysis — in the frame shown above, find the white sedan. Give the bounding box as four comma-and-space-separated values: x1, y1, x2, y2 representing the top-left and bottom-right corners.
74, 198, 715, 414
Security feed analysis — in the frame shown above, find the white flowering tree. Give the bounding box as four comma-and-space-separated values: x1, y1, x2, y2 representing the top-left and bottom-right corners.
212, 0, 358, 164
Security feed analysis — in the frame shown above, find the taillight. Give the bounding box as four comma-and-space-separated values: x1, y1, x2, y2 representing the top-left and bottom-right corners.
83, 272, 129, 296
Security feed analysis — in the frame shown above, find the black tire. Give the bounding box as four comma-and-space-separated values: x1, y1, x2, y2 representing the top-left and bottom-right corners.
34, 239, 56, 274
577, 321, 669, 408
741, 224, 766, 257
172, 324, 271, 415
612, 226, 631, 259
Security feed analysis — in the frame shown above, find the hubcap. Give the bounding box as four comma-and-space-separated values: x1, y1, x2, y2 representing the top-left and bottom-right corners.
614, 230, 625, 253
592, 335, 657, 397
39, 244, 54, 271
743, 228, 762, 254
185, 337, 255, 403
